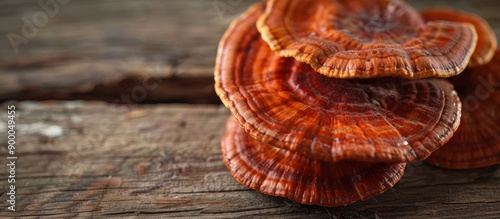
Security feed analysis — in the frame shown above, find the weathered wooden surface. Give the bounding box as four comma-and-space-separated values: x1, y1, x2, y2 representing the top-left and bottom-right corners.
0, 0, 259, 103
0, 0, 500, 218
1, 0, 500, 103
0, 102, 499, 218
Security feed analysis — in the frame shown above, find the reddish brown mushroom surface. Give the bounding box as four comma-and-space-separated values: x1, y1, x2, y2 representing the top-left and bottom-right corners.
215, 4, 462, 163
426, 50, 500, 169
257, 0, 478, 79
421, 7, 497, 67
213, 1, 498, 207
221, 117, 406, 207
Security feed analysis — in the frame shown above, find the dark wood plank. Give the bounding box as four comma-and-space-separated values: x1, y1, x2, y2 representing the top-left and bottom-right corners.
0, 0, 260, 103
0, 102, 498, 218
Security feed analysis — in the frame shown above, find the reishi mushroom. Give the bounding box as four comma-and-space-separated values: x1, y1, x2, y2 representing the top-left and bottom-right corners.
257, 0, 478, 79
214, 2, 466, 207
425, 50, 500, 169
222, 117, 406, 207
215, 0, 498, 207
421, 7, 497, 67
215, 3, 462, 164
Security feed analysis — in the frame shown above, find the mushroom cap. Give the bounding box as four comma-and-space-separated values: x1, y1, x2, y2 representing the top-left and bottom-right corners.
426, 50, 500, 169
256, 0, 478, 79
421, 7, 497, 67
215, 4, 462, 163
221, 117, 406, 207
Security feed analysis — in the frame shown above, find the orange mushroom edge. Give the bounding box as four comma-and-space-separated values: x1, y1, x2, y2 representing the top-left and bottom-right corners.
425, 49, 500, 169
256, 0, 478, 79
222, 117, 406, 207
214, 2, 467, 207
421, 7, 498, 67
215, 3, 461, 164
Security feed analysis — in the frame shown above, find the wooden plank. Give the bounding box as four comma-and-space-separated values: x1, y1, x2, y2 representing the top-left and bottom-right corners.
0, 102, 498, 218
0, 0, 259, 103
2, 0, 500, 103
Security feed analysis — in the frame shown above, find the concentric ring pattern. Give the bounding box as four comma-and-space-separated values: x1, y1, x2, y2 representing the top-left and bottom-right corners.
221, 117, 406, 207
257, 0, 478, 79
215, 4, 462, 163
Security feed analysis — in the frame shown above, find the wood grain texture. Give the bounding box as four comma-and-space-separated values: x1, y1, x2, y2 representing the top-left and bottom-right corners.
0, 0, 258, 103
0, 102, 498, 218
0, 0, 499, 218
1, 0, 500, 103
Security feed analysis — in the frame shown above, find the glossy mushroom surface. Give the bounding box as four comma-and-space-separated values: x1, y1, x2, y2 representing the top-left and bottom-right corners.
426, 50, 500, 169
215, 4, 462, 163
421, 7, 497, 67
221, 117, 406, 207
257, 0, 478, 79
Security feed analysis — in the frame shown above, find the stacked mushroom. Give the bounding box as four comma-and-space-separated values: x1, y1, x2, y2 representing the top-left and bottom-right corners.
419, 7, 500, 169
214, 0, 499, 207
